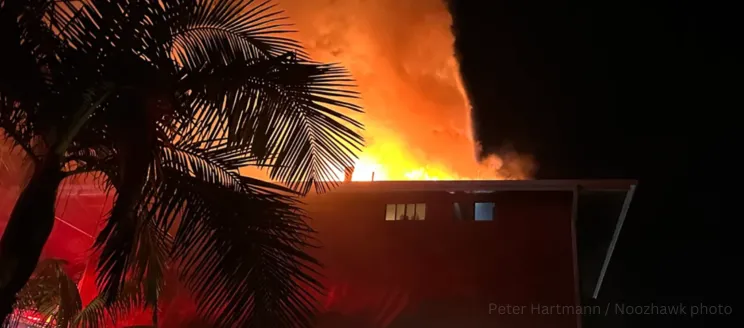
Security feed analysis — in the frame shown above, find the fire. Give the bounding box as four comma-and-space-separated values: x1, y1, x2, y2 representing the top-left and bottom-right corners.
345, 143, 532, 182
347, 144, 457, 181
278, 0, 535, 182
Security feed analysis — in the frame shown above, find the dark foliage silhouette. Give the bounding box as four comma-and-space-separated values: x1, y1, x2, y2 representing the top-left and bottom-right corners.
0, 0, 363, 326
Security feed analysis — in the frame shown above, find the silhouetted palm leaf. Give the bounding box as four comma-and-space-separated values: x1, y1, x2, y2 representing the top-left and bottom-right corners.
11, 226, 168, 328
9, 220, 169, 326
0, 0, 59, 163
11, 259, 82, 328
180, 54, 363, 194
12, 259, 158, 328
2, 1, 363, 326
73, 277, 161, 328
71, 297, 109, 328
90, 140, 322, 327
171, 0, 307, 65
95, 217, 171, 322
71, 220, 169, 328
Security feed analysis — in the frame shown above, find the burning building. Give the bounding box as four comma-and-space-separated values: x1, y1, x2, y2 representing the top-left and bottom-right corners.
1, 1, 633, 327
306, 179, 636, 327
0, 174, 636, 327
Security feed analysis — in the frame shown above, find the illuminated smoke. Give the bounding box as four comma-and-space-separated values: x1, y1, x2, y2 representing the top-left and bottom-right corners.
276, 0, 535, 181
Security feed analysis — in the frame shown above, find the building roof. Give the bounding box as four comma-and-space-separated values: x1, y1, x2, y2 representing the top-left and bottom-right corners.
57, 179, 638, 196
331, 179, 638, 193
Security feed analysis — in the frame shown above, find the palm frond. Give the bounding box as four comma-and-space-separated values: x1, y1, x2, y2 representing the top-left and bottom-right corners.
95, 202, 170, 309
0, 107, 39, 163
71, 297, 109, 328
94, 160, 156, 306
171, 0, 307, 69
72, 275, 161, 328
179, 54, 364, 194
38, 0, 364, 195
12, 255, 166, 328
92, 142, 321, 327
157, 142, 321, 326
159, 168, 322, 327
0, 0, 61, 161
75, 218, 170, 328
48, 0, 304, 70
0, 0, 54, 103
63, 132, 166, 324
3, 1, 365, 327
12, 259, 82, 328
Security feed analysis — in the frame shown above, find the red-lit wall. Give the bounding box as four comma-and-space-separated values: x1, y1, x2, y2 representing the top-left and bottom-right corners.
2, 185, 580, 328
306, 190, 579, 328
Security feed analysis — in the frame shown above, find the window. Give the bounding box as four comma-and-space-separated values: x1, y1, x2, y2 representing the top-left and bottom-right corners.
415, 203, 426, 220
385, 203, 426, 220
474, 202, 495, 221
385, 204, 396, 221
453, 202, 463, 220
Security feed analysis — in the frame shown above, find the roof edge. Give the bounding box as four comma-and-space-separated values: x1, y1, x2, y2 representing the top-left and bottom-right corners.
57, 179, 639, 195
329, 179, 638, 193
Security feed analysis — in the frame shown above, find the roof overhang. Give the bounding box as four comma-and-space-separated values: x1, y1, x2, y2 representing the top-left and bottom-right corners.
330, 179, 637, 193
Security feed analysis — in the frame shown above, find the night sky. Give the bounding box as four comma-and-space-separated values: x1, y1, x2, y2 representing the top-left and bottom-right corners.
448, 0, 737, 327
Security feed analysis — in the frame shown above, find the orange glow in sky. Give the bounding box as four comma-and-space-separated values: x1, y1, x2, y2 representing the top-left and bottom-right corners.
280, 0, 535, 182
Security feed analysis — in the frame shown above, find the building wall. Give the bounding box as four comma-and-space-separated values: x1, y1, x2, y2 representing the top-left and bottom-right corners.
2, 182, 580, 327
306, 190, 579, 328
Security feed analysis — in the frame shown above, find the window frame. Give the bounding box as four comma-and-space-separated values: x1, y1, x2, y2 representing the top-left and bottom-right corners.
473, 201, 496, 221
385, 203, 426, 221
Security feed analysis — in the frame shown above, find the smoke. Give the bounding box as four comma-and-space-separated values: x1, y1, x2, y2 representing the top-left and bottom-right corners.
275, 0, 535, 180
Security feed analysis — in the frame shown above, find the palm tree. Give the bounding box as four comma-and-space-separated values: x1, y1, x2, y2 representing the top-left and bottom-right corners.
9, 259, 84, 328
10, 258, 157, 328
0, 0, 363, 326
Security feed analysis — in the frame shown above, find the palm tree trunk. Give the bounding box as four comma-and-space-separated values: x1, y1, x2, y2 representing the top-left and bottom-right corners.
0, 153, 64, 324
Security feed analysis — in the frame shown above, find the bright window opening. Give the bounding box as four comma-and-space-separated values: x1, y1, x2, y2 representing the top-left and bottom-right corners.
474, 202, 495, 221
385, 203, 426, 220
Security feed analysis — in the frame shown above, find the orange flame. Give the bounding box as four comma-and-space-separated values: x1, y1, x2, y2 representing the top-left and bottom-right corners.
278, 0, 535, 181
